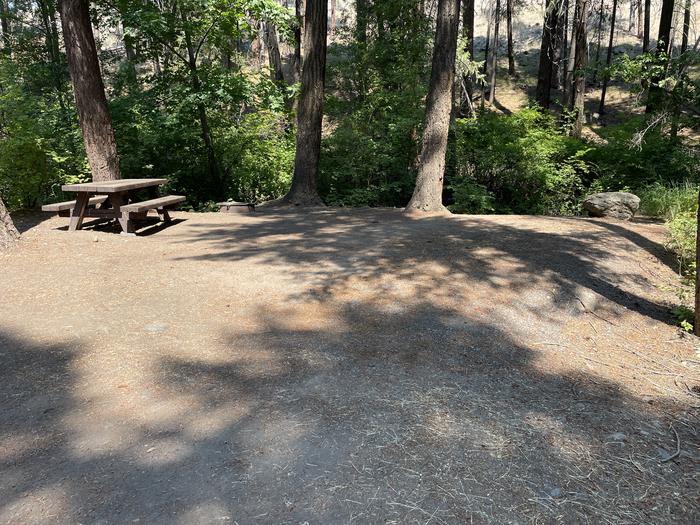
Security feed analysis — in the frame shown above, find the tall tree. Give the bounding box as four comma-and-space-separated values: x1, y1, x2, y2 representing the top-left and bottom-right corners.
59, 0, 121, 182
0, 197, 19, 250
488, 0, 501, 103
636, 0, 643, 38
276, 0, 327, 206
506, 0, 515, 75
405, 0, 461, 213
569, 0, 589, 137
646, 0, 675, 113
680, 0, 691, 54
536, 0, 561, 107
598, 0, 618, 114
461, 0, 475, 114
642, 0, 650, 51
0, 0, 11, 54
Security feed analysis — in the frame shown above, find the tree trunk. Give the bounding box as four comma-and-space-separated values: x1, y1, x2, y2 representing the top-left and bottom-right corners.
58, 0, 121, 182
552, 0, 566, 88
0, 197, 19, 250
564, 0, 578, 102
642, 0, 650, 51
506, 0, 515, 75
356, 0, 368, 43
636, 0, 643, 38
264, 22, 286, 83
488, 0, 500, 104
279, 0, 327, 206
680, 0, 691, 53
569, 0, 589, 137
592, 0, 604, 83
646, 0, 675, 113
330, 0, 337, 37
406, 0, 461, 214
461, 0, 475, 114
598, 0, 618, 114
0, 0, 11, 54
536, 0, 560, 107
293, 0, 304, 82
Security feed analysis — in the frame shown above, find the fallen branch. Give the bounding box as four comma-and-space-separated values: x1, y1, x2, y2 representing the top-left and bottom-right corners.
660, 425, 681, 463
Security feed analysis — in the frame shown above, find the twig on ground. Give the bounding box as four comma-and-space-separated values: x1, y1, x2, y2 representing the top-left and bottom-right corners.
660, 425, 681, 463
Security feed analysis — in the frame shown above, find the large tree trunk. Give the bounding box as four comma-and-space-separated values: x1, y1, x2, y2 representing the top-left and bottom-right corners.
293, 0, 304, 82
646, 0, 675, 113
405, 0, 461, 214
278, 0, 327, 206
506, 0, 515, 75
59, 0, 120, 182
0, 197, 19, 250
536, 0, 560, 107
642, 0, 650, 51
569, 0, 588, 137
564, 0, 578, 103
488, 0, 500, 104
680, 0, 691, 53
598, 0, 618, 114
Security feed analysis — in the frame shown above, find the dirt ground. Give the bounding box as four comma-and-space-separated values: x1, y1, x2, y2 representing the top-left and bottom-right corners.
1, 209, 699, 524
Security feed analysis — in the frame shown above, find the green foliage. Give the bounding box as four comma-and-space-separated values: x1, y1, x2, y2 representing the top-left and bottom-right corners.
450, 108, 591, 215
639, 182, 698, 278
672, 305, 694, 333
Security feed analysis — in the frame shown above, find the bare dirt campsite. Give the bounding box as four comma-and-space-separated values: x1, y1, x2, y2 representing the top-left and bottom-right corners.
1, 210, 698, 524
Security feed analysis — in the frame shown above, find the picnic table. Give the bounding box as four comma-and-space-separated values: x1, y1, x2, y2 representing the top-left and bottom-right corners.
42, 178, 185, 236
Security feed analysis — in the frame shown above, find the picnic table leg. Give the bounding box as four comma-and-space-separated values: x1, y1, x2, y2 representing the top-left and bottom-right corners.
156, 207, 172, 223
68, 192, 90, 231
119, 211, 136, 236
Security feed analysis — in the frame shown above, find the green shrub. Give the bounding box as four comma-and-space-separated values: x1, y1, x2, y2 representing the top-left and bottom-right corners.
450, 107, 592, 215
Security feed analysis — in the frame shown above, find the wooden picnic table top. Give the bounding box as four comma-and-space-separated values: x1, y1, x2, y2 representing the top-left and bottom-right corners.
61, 178, 168, 193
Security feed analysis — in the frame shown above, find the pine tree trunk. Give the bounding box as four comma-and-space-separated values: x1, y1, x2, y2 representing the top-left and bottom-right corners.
279, 0, 327, 206
0, 0, 11, 54
642, 0, 650, 51
646, 0, 676, 113
264, 22, 286, 83
598, 0, 618, 114
552, 0, 566, 89
294, 0, 304, 82
569, 0, 589, 137
406, 0, 461, 214
506, 0, 515, 75
0, 197, 19, 250
58, 0, 121, 181
488, 0, 501, 104
461, 0, 475, 115
356, 0, 368, 43
536, 0, 560, 107
564, 0, 578, 102
636, 0, 643, 38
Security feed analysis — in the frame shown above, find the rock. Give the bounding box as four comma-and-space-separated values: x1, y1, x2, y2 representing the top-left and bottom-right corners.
582, 192, 640, 220
607, 432, 627, 442
145, 322, 168, 333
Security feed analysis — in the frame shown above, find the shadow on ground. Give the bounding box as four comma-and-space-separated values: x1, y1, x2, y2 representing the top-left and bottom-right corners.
1, 210, 698, 523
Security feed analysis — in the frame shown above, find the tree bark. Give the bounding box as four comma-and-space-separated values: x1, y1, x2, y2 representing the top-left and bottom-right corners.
488, 0, 501, 104
461, 0, 475, 115
569, 0, 588, 137
536, 0, 560, 107
506, 0, 515, 75
646, 0, 676, 113
642, 0, 650, 51
356, 0, 368, 43
293, 0, 304, 82
59, 0, 120, 182
0, 0, 11, 55
0, 196, 19, 250
636, 0, 643, 38
406, 0, 461, 214
264, 22, 286, 83
278, 0, 327, 206
680, 0, 691, 53
564, 0, 578, 102
598, 0, 618, 114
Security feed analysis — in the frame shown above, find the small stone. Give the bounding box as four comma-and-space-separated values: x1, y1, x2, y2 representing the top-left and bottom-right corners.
145, 322, 168, 333
607, 432, 627, 442
93, 236, 99, 242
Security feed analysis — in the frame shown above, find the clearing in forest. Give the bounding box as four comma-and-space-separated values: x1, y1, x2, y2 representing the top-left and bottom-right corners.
1, 210, 698, 523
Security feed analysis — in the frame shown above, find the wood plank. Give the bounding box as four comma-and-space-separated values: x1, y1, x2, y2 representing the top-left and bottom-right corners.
61, 178, 167, 193
42, 196, 108, 212
121, 195, 186, 213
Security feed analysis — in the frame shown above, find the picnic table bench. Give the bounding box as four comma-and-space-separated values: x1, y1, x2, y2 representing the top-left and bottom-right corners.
42, 178, 185, 236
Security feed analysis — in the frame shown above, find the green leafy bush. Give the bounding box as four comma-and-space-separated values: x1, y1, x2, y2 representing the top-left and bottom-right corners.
450, 108, 592, 215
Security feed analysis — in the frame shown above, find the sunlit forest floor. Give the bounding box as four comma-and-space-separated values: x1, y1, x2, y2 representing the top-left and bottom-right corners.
1, 210, 698, 523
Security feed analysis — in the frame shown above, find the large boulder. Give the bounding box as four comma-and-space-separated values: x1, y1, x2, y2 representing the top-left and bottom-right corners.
582, 192, 640, 220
